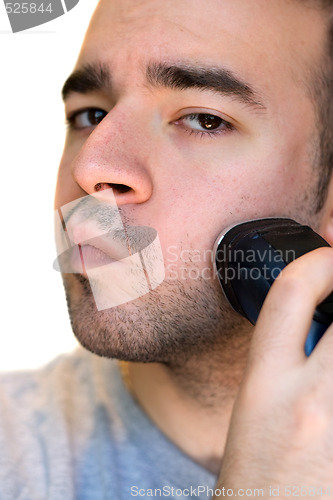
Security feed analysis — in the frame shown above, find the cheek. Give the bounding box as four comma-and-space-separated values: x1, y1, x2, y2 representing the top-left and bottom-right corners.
156, 152, 309, 274
54, 144, 87, 210
54, 162, 78, 210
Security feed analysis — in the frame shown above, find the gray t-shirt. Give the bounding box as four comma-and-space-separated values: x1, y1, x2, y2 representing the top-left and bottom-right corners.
0, 348, 217, 499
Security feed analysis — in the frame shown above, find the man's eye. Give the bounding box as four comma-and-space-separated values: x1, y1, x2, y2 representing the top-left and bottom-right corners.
66, 108, 108, 130
175, 113, 234, 137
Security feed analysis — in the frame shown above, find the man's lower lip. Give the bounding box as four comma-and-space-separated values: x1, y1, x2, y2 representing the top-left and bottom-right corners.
71, 244, 117, 273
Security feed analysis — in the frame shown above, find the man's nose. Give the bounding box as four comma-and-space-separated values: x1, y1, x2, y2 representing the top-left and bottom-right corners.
71, 109, 154, 206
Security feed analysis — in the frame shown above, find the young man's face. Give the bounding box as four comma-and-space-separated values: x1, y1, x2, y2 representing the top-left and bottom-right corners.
55, 0, 329, 363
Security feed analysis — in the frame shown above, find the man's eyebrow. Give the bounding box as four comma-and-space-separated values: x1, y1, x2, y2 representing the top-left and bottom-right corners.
62, 63, 111, 101
62, 61, 266, 112
146, 61, 266, 111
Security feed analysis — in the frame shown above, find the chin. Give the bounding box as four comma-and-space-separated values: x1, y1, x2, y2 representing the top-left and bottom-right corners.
62, 271, 247, 364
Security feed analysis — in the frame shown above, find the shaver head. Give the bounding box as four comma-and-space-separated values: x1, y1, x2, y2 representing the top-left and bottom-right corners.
214, 218, 333, 326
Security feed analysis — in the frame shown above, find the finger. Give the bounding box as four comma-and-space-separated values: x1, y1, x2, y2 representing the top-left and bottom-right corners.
247, 247, 333, 372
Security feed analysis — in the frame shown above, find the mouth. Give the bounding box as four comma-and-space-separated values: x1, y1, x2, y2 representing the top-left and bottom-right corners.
60, 212, 132, 275
55, 194, 162, 277
55, 225, 130, 275
72, 243, 118, 274
54, 189, 166, 310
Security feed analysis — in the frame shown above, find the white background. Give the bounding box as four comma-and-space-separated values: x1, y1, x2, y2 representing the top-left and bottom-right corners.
0, 0, 100, 370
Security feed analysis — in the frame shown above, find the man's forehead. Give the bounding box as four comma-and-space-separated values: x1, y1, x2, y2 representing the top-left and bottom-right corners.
73, 0, 327, 107
79, 0, 326, 65
85, 0, 324, 38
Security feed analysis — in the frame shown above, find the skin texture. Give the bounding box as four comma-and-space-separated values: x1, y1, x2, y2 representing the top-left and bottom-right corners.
56, 0, 333, 483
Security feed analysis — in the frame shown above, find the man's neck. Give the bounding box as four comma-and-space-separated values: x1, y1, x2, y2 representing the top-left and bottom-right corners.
126, 332, 251, 475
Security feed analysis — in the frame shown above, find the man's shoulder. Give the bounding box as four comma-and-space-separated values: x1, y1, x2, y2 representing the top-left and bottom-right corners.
0, 348, 123, 499
0, 348, 217, 499
0, 347, 124, 438
0, 347, 110, 405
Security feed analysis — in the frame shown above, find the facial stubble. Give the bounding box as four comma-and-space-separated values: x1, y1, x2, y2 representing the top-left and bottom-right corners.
63, 269, 247, 366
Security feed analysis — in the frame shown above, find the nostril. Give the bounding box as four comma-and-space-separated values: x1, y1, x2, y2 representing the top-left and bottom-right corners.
112, 184, 132, 194
95, 183, 132, 194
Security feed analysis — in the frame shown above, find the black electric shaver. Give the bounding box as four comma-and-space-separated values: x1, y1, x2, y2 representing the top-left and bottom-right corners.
213, 218, 333, 355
